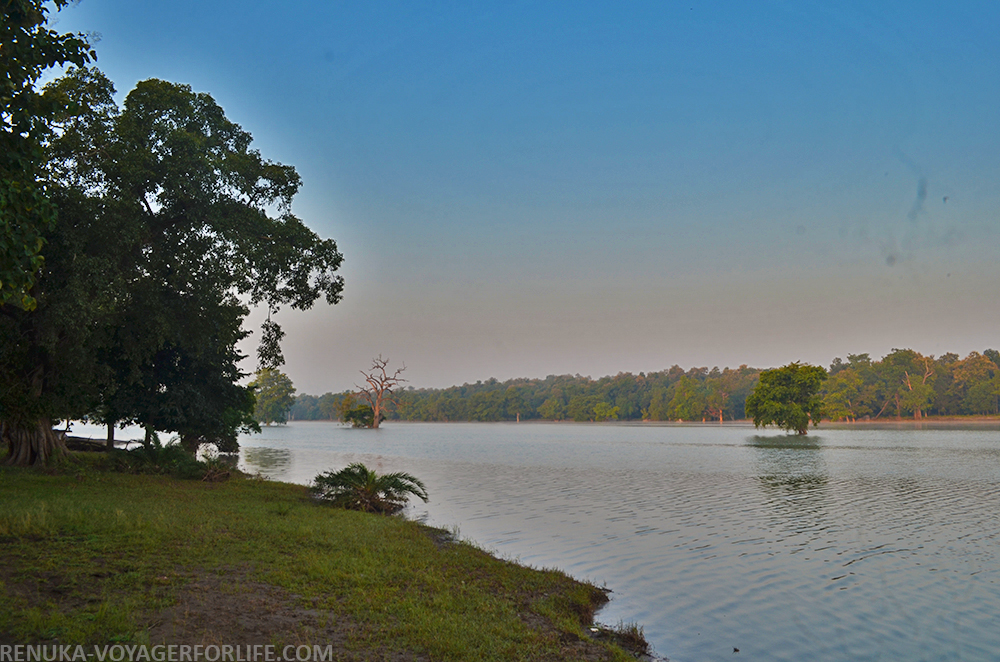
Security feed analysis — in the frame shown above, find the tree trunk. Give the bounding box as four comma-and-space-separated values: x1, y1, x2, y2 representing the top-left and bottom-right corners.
180, 434, 201, 453
2, 418, 67, 466
107, 422, 115, 451
143, 426, 155, 449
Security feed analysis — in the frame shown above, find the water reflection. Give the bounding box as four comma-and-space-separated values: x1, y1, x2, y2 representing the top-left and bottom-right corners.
242, 447, 292, 476
748, 435, 828, 489
750, 435, 831, 548
210, 452, 240, 469
232, 422, 1000, 661
746, 434, 823, 450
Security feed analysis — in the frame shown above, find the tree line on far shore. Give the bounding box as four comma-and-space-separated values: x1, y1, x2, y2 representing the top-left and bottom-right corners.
290, 348, 1000, 424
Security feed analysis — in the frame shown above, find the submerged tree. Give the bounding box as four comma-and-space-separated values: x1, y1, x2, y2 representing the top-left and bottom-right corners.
356, 356, 406, 429
745, 362, 827, 435
251, 369, 296, 426
342, 404, 378, 428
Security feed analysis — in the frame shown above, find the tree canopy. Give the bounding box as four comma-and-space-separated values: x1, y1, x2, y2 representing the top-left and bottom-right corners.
745, 363, 827, 435
292, 366, 762, 424
251, 369, 296, 426
1, 0, 94, 310
1, 65, 343, 464
290, 350, 1000, 426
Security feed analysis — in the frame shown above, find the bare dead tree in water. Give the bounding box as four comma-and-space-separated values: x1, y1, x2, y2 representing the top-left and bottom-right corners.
357, 356, 406, 428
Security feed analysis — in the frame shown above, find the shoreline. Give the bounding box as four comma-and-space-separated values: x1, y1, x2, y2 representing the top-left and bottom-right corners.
0, 454, 652, 661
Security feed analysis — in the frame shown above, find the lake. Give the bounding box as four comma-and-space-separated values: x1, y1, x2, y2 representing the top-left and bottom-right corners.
75, 420, 1000, 660
230, 421, 1000, 661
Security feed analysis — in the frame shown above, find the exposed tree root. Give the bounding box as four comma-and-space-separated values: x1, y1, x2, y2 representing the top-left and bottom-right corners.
1, 418, 68, 466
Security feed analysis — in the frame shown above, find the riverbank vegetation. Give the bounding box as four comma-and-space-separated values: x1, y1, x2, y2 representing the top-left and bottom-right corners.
0, 457, 645, 660
292, 349, 1000, 424
311, 463, 429, 514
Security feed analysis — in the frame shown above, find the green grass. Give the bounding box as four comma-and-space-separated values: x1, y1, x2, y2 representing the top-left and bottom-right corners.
0, 455, 642, 660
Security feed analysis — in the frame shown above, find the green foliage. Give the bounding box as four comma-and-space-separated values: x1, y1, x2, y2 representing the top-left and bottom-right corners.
298, 367, 762, 424
667, 375, 707, 421
745, 362, 827, 434
250, 368, 296, 425
592, 401, 620, 422
290, 390, 363, 422
879, 349, 936, 419
949, 351, 1000, 415
107, 438, 216, 480
292, 349, 1000, 426
256, 317, 286, 372
1, 66, 342, 464
822, 367, 864, 421
538, 395, 568, 420
1, 0, 94, 310
342, 404, 379, 428
596, 621, 650, 657
311, 462, 429, 514
568, 394, 600, 422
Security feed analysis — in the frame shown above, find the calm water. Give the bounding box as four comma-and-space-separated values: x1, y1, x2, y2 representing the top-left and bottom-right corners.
233, 422, 1000, 661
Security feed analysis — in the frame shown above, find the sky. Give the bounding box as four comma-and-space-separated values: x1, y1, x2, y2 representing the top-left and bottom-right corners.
53, 0, 1000, 394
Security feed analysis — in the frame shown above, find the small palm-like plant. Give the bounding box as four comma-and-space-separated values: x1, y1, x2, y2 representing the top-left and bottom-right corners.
311, 463, 429, 514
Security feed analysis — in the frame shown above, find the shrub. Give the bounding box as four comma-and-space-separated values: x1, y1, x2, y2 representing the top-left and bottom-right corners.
311, 463, 428, 514
108, 435, 223, 480
342, 404, 383, 428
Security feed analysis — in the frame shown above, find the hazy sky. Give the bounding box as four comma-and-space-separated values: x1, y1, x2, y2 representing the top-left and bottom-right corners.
55, 1, 1000, 394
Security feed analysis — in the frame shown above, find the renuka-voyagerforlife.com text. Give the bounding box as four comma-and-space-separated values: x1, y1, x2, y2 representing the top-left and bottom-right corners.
0, 645, 335, 662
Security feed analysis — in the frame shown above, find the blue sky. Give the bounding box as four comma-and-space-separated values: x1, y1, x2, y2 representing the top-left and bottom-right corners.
55, 1, 1000, 393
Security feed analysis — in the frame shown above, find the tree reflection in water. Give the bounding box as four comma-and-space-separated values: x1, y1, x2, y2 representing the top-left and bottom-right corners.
748, 435, 831, 543
242, 447, 293, 476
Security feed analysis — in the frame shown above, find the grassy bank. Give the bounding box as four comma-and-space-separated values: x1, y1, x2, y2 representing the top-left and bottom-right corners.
0, 455, 645, 661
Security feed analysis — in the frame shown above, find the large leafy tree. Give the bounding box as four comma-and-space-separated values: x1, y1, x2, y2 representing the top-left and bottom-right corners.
878, 349, 936, 419
250, 368, 296, 426
1, 67, 343, 464
667, 375, 707, 421
1, 0, 93, 310
821, 367, 864, 422
949, 351, 1000, 415
745, 362, 827, 435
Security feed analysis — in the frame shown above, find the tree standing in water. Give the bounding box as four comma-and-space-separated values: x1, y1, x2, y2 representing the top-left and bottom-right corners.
745, 362, 827, 435
251, 369, 297, 426
356, 356, 406, 429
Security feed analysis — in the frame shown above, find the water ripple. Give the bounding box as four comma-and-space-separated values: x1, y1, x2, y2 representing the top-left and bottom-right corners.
240, 423, 1000, 661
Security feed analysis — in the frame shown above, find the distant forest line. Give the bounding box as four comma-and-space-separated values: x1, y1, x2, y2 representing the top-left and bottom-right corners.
291, 349, 1000, 423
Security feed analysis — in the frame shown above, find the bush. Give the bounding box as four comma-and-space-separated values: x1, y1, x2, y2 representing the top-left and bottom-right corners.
311, 463, 428, 514
342, 404, 383, 428
108, 435, 222, 480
